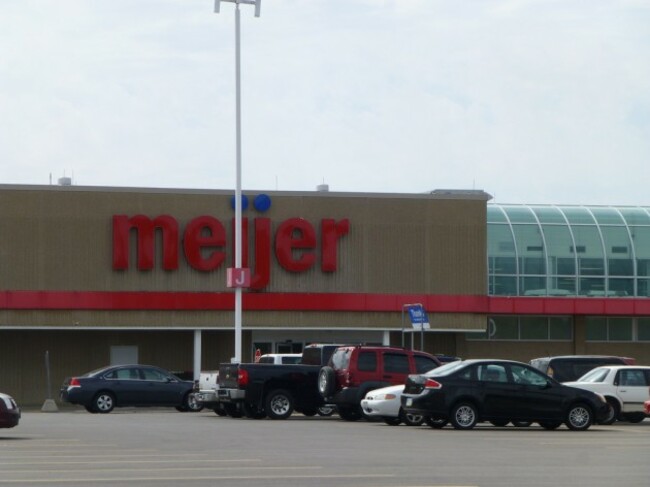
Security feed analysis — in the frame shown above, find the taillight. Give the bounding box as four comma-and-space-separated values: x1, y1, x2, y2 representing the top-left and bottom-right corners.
69, 378, 81, 388
424, 379, 442, 389
237, 369, 249, 387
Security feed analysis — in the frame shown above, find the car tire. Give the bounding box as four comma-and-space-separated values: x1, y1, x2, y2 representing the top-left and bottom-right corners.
490, 420, 509, 427
214, 405, 227, 417
92, 391, 115, 414
621, 412, 645, 423
184, 393, 204, 412
317, 406, 335, 417
337, 406, 362, 422
511, 421, 532, 427
318, 367, 335, 397
383, 416, 401, 426
601, 398, 620, 425
84, 405, 98, 414
223, 403, 243, 418
425, 417, 448, 429
400, 408, 425, 426
301, 409, 318, 417
243, 402, 266, 419
450, 402, 478, 430
539, 421, 562, 430
265, 389, 294, 420
565, 403, 593, 431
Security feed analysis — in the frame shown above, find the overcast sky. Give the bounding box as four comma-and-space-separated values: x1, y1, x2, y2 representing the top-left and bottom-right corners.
1, 0, 649, 205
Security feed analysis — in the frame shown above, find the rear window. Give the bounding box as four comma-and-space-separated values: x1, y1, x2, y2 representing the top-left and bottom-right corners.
281, 356, 301, 364
425, 360, 466, 377
577, 367, 609, 383
301, 348, 322, 366
552, 358, 625, 381
415, 355, 439, 374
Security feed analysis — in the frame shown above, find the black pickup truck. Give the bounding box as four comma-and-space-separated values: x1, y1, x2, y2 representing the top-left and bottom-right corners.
217, 343, 343, 419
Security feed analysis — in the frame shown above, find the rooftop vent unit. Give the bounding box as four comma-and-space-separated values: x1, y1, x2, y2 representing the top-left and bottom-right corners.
57, 177, 72, 186
316, 183, 329, 192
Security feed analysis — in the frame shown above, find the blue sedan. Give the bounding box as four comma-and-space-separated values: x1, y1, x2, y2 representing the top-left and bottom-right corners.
60, 365, 198, 413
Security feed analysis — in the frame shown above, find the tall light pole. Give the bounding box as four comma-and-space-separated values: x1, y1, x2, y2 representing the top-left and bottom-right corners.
215, 0, 260, 363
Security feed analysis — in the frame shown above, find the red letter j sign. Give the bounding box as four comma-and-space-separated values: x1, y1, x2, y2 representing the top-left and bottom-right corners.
227, 268, 251, 288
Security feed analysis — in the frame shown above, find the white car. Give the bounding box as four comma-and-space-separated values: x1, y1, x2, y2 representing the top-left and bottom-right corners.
564, 365, 650, 424
361, 384, 424, 426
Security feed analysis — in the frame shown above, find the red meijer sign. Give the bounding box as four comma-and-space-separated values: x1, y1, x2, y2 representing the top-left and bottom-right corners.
112, 215, 350, 290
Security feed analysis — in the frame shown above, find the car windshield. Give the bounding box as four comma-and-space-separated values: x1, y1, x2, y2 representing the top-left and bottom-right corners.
423, 360, 465, 377
576, 367, 610, 383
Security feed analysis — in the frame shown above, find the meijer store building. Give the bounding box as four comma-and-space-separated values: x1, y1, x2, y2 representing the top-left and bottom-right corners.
1, 184, 649, 405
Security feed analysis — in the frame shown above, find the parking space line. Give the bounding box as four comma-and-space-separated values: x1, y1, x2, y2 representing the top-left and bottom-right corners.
0, 465, 320, 474
0, 473, 395, 484
0, 458, 260, 466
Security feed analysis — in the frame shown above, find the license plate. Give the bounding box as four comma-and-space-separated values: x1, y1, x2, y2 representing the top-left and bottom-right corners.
406, 398, 413, 407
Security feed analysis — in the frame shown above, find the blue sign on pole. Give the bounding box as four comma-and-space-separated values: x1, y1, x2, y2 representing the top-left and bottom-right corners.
407, 304, 430, 329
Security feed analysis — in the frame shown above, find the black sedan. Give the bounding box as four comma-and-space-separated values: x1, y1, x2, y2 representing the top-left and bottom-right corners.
0, 392, 20, 428
60, 365, 199, 414
401, 359, 611, 431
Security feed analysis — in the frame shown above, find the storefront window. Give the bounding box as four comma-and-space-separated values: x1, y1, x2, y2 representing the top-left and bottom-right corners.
608, 318, 633, 341
638, 319, 650, 341
549, 317, 572, 340
519, 317, 548, 340
491, 316, 518, 340
586, 317, 639, 341
468, 316, 572, 341
586, 317, 608, 341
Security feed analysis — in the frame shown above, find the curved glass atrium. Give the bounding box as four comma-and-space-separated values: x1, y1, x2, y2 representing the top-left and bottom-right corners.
488, 205, 650, 297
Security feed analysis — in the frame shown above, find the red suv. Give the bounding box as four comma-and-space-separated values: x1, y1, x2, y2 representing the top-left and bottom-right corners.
318, 345, 441, 421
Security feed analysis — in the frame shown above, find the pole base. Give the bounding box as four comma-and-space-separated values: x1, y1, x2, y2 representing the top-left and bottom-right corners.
41, 399, 59, 412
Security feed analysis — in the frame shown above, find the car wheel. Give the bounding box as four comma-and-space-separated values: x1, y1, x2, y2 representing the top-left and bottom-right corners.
318, 367, 335, 397
383, 416, 401, 426
621, 412, 645, 423
317, 406, 335, 417
301, 409, 318, 417
511, 421, 532, 427
92, 391, 115, 414
565, 403, 593, 431
450, 402, 478, 430
601, 398, 620, 425
214, 405, 227, 417
425, 417, 448, 429
223, 403, 242, 418
400, 408, 425, 426
184, 393, 204, 412
265, 389, 294, 420
490, 420, 509, 427
539, 421, 562, 430
243, 402, 266, 419
84, 405, 98, 414
337, 406, 362, 421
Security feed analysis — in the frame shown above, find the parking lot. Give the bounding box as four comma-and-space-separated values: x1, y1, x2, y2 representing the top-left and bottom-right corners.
1, 409, 648, 487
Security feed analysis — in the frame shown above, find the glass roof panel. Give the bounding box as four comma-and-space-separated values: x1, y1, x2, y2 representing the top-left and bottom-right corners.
590, 208, 624, 225
561, 207, 596, 224
532, 206, 566, 224
619, 208, 650, 225
487, 206, 508, 223
502, 206, 536, 223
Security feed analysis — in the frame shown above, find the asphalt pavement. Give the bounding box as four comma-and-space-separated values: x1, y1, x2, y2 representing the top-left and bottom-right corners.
1, 408, 649, 487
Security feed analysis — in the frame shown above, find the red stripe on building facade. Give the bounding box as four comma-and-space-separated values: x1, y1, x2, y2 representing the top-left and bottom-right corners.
1, 291, 649, 316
